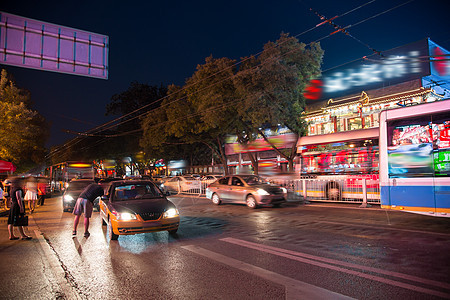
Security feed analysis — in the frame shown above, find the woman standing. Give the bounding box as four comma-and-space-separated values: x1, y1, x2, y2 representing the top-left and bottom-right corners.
7, 178, 32, 240
24, 176, 38, 213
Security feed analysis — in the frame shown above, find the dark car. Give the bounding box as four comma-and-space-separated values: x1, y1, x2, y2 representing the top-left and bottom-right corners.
205, 175, 287, 208
99, 180, 180, 241
62, 179, 96, 212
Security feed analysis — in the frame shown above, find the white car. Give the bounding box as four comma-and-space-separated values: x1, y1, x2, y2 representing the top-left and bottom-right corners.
201, 175, 222, 184
161, 176, 201, 194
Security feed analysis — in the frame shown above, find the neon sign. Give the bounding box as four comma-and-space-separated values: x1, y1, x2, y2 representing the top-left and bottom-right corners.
305, 39, 436, 101
325, 51, 422, 93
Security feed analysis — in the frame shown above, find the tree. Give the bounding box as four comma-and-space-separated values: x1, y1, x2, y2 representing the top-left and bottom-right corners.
141, 57, 242, 174
0, 69, 49, 172
104, 82, 168, 160
234, 33, 323, 172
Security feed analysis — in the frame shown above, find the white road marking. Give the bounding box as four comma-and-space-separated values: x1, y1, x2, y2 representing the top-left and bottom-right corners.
182, 245, 354, 300
221, 237, 450, 299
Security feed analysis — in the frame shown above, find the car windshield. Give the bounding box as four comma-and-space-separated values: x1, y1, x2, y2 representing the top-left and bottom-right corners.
113, 183, 163, 201
241, 175, 268, 185
68, 181, 93, 190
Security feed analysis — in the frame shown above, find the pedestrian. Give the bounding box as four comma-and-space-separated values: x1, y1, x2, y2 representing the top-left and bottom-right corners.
72, 182, 104, 238
37, 177, 48, 206
7, 178, 32, 240
24, 176, 38, 213
0, 181, 4, 208
3, 179, 11, 210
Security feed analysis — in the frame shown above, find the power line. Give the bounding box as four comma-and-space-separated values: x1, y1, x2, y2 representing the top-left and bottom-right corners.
62, 0, 381, 138
47, 0, 417, 159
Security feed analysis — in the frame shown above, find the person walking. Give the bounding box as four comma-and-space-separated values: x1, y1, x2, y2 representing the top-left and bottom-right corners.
3, 179, 11, 210
37, 177, 48, 206
24, 176, 38, 213
72, 182, 104, 238
7, 178, 32, 240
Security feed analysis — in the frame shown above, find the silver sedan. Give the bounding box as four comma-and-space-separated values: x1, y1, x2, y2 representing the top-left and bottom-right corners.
205, 175, 287, 208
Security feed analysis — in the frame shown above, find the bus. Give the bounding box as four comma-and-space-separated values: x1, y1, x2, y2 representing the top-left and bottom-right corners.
379, 99, 450, 216
45, 161, 95, 193
295, 128, 380, 203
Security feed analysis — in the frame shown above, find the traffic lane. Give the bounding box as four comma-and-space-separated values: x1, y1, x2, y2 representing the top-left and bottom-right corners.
31, 197, 286, 299
169, 196, 450, 284
188, 236, 450, 299
30, 195, 450, 298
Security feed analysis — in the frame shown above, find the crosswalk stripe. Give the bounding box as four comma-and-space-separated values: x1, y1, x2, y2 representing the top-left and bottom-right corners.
182, 245, 354, 300
221, 237, 450, 298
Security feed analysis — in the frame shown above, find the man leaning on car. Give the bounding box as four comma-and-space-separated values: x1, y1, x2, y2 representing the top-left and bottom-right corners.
72, 183, 104, 238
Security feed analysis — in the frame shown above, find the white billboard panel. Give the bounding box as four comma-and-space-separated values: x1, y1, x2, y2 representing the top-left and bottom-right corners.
0, 12, 108, 79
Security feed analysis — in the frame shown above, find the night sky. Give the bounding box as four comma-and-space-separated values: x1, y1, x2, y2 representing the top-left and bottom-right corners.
1, 0, 449, 147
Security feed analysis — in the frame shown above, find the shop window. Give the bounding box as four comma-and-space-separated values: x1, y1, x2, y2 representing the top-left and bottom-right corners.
337, 118, 345, 132
347, 118, 362, 131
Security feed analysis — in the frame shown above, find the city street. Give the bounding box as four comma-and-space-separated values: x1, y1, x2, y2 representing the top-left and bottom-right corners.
0, 195, 449, 299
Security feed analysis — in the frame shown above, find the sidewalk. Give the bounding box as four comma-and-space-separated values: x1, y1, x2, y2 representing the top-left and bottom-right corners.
0, 202, 45, 217
0, 204, 8, 217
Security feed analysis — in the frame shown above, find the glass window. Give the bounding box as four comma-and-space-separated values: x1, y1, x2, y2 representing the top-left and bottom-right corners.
347, 118, 362, 131
218, 177, 229, 185
231, 177, 243, 186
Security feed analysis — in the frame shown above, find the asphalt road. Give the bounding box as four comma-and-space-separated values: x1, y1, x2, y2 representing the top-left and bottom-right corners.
0, 195, 449, 299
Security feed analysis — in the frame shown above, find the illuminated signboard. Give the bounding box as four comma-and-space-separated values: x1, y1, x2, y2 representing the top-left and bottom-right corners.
68, 163, 92, 168
306, 39, 432, 101
0, 12, 108, 79
429, 40, 450, 79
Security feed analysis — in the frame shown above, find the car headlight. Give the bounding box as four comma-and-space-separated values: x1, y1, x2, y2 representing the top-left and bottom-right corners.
281, 187, 288, 194
117, 212, 137, 221
256, 189, 270, 196
163, 208, 179, 218
63, 194, 74, 201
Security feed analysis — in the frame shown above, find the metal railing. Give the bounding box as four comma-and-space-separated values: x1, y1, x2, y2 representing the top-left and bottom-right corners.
166, 176, 380, 206
166, 180, 212, 196
293, 178, 380, 204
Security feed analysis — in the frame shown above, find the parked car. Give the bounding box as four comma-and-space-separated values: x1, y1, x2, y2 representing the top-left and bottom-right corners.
160, 176, 201, 194
201, 174, 222, 184
99, 180, 180, 240
62, 179, 97, 212
205, 175, 287, 208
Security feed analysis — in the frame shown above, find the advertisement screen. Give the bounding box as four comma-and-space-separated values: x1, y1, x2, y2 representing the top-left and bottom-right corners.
388, 114, 450, 177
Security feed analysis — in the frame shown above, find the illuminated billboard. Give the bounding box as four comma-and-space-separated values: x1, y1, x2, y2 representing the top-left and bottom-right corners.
305, 39, 433, 101
0, 12, 108, 79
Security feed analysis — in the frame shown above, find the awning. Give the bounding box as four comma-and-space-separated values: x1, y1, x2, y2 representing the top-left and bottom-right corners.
0, 160, 16, 173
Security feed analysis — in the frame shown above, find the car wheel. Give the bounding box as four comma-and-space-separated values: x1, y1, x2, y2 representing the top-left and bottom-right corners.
211, 193, 221, 205
326, 182, 341, 201
168, 228, 178, 235
246, 195, 257, 209
108, 218, 118, 240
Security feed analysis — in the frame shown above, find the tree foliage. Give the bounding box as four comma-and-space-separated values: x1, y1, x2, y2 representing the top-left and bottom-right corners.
0, 69, 49, 172
140, 33, 323, 174
141, 57, 241, 173
103, 82, 168, 159
234, 33, 323, 171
